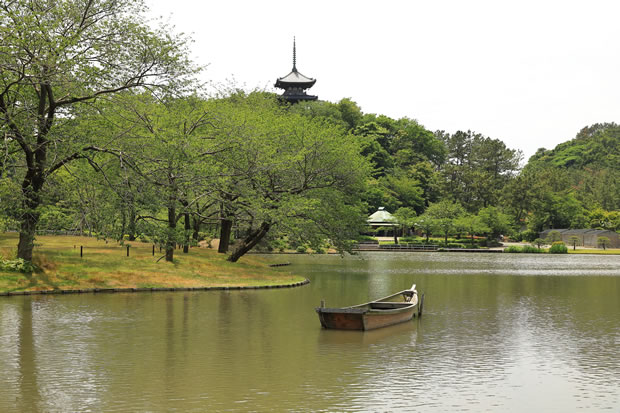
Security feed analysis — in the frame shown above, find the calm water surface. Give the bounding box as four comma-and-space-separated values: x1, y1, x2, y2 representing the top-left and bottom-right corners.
0, 252, 619, 412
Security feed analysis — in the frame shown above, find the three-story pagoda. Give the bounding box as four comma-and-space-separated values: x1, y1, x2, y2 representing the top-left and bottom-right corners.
275, 38, 317, 103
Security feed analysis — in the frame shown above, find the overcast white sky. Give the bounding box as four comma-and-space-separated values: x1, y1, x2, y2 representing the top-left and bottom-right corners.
148, 0, 620, 162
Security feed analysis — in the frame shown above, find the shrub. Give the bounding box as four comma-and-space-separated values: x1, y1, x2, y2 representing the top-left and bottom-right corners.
446, 243, 467, 249
296, 245, 307, 253
520, 229, 539, 242
549, 241, 568, 254
504, 245, 544, 253
0, 258, 36, 273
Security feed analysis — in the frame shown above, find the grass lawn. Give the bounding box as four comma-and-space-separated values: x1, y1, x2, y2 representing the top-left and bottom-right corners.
567, 248, 620, 255
0, 233, 305, 293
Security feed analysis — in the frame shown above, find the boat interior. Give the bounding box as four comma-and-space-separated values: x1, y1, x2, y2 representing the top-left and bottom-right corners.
367, 302, 414, 310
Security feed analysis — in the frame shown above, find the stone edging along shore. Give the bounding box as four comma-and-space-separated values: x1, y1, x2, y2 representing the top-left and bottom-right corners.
0, 279, 310, 297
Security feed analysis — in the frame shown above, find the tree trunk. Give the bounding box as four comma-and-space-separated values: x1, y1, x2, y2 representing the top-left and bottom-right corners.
183, 211, 190, 254
17, 212, 39, 262
228, 222, 271, 262
165, 205, 176, 262
393, 229, 398, 244
192, 216, 200, 241
127, 203, 137, 241
218, 219, 232, 253
119, 208, 126, 241
17, 173, 44, 261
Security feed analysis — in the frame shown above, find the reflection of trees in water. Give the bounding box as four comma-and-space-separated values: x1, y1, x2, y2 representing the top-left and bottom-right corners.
18, 299, 39, 413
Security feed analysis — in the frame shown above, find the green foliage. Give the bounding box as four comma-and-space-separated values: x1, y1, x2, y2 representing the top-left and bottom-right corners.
421, 200, 465, 244
0, 258, 36, 273
455, 214, 490, 243
545, 230, 563, 243
1, 0, 198, 260
533, 238, 546, 249
568, 235, 580, 250
478, 206, 512, 238
504, 245, 545, 253
393, 207, 417, 233
529, 123, 619, 170
597, 236, 611, 250
522, 123, 620, 228
438, 130, 522, 211
519, 230, 539, 242
549, 241, 568, 254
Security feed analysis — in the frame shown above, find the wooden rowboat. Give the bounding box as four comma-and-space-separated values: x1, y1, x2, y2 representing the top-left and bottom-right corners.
315, 284, 422, 331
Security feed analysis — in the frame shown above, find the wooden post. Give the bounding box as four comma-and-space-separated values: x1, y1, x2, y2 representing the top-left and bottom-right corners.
126, 245, 130, 257
80, 246, 83, 257
418, 293, 425, 317
152, 245, 155, 256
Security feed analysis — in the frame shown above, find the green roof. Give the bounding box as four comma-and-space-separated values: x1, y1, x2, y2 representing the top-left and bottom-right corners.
367, 207, 397, 225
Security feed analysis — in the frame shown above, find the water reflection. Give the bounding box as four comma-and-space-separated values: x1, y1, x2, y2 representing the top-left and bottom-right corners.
0, 252, 618, 411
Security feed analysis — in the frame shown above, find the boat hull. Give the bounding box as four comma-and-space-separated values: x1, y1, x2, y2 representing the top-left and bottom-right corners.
316, 303, 418, 331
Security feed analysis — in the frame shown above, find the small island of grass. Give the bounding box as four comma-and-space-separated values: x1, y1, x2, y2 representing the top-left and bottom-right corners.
0, 234, 306, 294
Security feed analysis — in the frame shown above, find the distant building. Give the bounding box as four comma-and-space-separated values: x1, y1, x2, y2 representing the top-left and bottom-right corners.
367, 207, 398, 236
275, 38, 317, 103
539, 229, 619, 248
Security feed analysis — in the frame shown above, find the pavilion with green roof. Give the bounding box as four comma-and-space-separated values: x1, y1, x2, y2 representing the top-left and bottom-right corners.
367, 207, 398, 236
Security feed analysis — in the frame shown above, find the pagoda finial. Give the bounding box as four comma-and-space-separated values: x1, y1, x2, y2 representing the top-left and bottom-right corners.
292, 36, 297, 71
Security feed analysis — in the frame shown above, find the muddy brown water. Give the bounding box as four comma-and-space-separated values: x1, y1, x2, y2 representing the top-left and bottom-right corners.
0, 252, 618, 412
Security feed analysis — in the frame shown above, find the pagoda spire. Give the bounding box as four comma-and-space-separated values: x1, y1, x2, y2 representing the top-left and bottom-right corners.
292, 37, 297, 71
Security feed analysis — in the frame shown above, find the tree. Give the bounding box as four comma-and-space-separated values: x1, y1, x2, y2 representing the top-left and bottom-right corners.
455, 214, 490, 246
208, 94, 370, 262
0, 0, 196, 260
393, 207, 417, 237
478, 206, 512, 239
413, 215, 435, 243
439, 130, 521, 211
597, 236, 611, 250
336, 98, 363, 130
424, 200, 464, 245
545, 230, 563, 244
96, 93, 216, 262
568, 235, 580, 250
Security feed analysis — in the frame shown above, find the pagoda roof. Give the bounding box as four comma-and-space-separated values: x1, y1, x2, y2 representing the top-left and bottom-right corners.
275, 68, 316, 89
275, 37, 316, 90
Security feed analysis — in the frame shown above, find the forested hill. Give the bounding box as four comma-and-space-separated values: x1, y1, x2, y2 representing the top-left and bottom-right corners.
526, 123, 620, 170
509, 122, 619, 233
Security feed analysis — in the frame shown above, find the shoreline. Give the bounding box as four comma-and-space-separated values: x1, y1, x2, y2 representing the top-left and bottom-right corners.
0, 278, 310, 297
0, 234, 308, 294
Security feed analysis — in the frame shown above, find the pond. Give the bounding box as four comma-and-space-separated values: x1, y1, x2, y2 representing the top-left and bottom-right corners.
0, 252, 619, 412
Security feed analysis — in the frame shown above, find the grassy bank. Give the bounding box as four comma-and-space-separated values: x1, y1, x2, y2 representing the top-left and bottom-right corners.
0, 234, 304, 293
567, 248, 620, 255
